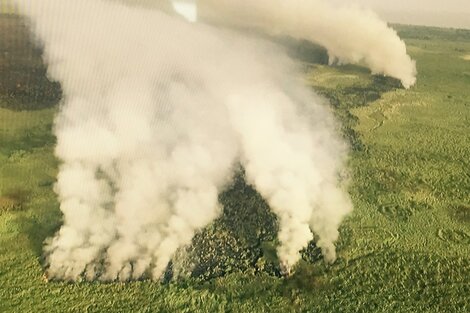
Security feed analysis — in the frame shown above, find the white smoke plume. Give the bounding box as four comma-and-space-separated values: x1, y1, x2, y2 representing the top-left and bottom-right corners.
14, 0, 413, 281
198, 0, 417, 89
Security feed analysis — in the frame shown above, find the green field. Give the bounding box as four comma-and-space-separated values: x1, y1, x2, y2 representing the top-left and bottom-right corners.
1, 15, 469, 312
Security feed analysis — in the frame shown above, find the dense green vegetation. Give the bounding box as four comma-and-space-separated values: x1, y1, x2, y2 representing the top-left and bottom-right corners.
1, 15, 469, 312
0, 14, 61, 110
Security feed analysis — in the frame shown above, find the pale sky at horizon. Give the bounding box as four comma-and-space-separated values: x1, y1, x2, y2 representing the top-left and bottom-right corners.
331, 0, 470, 29
168, 0, 470, 29
3, 0, 467, 29
170, 0, 470, 29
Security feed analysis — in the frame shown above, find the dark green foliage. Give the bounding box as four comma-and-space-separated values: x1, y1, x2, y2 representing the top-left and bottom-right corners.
218, 170, 278, 247
393, 24, 470, 42
0, 15, 62, 110
280, 36, 330, 65
187, 170, 321, 279
313, 73, 402, 151
0, 122, 56, 156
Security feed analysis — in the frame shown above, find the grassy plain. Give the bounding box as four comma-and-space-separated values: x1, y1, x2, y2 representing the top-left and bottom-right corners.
0, 15, 469, 312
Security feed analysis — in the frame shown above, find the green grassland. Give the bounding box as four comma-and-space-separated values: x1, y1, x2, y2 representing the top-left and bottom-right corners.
1, 15, 469, 312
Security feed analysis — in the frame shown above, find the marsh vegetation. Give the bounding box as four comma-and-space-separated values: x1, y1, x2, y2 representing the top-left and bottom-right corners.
0, 15, 469, 312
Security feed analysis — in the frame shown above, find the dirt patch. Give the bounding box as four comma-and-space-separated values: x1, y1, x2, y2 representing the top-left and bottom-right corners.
378, 203, 414, 222
0, 196, 22, 212
0, 188, 29, 213
437, 229, 470, 245
462, 55, 470, 61
449, 204, 470, 224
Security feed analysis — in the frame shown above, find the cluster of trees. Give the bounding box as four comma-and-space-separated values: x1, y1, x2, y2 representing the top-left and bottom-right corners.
0, 15, 62, 111
160, 169, 323, 281
393, 24, 470, 42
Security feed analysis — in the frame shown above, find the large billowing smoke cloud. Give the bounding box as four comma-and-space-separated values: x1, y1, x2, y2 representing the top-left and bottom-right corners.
199, 0, 417, 89
15, 0, 414, 281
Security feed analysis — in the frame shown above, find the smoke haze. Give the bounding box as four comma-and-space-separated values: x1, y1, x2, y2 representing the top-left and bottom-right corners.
330, 0, 470, 30
198, 0, 417, 88
15, 0, 414, 281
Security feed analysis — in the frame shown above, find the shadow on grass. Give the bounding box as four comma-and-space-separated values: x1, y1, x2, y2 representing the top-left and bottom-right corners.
14, 205, 62, 267
449, 203, 470, 224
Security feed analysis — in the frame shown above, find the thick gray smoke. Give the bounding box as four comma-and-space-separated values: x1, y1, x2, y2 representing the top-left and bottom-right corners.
15, 0, 414, 281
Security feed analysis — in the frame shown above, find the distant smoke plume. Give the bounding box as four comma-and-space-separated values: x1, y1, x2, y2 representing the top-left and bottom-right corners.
199, 0, 417, 88
15, 0, 413, 281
